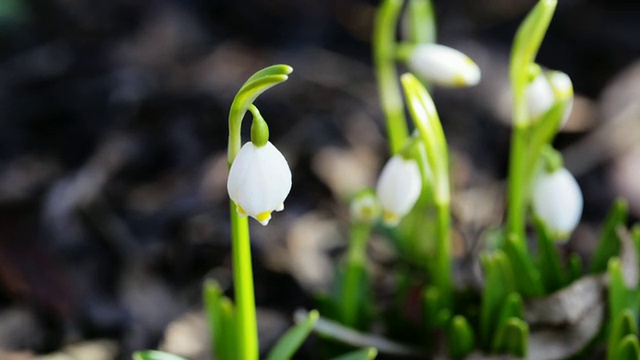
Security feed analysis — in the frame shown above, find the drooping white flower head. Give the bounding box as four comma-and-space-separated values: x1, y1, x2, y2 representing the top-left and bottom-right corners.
375, 155, 422, 226
531, 167, 583, 239
526, 69, 574, 127
227, 141, 292, 226
407, 44, 481, 88
525, 71, 555, 120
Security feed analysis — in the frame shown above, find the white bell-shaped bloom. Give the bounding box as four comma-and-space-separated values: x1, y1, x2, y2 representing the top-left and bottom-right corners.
526, 71, 555, 120
375, 155, 422, 226
227, 141, 292, 226
407, 44, 481, 87
531, 167, 583, 239
547, 70, 574, 128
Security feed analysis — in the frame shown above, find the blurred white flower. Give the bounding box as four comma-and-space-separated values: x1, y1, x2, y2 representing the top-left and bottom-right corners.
526, 71, 555, 120
547, 70, 574, 128
375, 155, 422, 226
531, 167, 583, 239
227, 141, 292, 226
526, 70, 574, 127
407, 44, 481, 87
350, 191, 381, 225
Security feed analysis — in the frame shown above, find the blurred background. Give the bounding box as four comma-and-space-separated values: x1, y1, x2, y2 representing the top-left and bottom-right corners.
0, 0, 639, 359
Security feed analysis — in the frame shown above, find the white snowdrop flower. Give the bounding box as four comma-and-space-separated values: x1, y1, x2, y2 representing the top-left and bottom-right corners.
531, 167, 583, 239
547, 70, 574, 128
227, 141, 292, 226
525, 71, 555, 120
407, 44, 481, 87
375, 155, 422, 226
350, 191, 381, 225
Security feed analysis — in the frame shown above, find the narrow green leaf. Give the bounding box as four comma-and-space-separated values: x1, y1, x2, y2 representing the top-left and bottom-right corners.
480, 251, 515, 349
449, 315, 474, 360
608, 258, 631, 322
133, 351, 187, 360
496, 293, 524, 330
534, 217, 567, 292
491, 318, 529, 357
567, 253, 583, 283
503, 234, 544, 297
203, 280, 236, 360
330, 347, 378, 360
608, 310, 639, 360
590, 199, 629, 273
612, 334, 640, 360
266, 310, 319, 360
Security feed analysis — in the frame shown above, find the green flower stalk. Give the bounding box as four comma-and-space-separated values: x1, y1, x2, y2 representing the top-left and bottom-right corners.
226, 64, 293, 360
401, 73, 452, 304
373, 0, 409, 154
505, 0, 557, 241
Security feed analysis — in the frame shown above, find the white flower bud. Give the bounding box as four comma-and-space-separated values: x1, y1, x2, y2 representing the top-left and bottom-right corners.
375, 155, 422, 226
526, 70, 574, 127
227, 141, 292, 226
547, 70, 573, 128
531, 167, 583, 239
525, 71, 555, 120
350, 191, 381, 225
406, 44, 481, 87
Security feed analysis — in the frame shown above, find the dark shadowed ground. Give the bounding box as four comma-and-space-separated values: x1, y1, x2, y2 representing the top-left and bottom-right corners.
0, 0, 639, 359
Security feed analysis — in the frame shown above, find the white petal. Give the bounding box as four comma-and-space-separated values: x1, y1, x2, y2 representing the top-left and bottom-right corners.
532, 167, 583, 239
375, 156, 422, 226
526, 72, 555, 120
547, 71, 574, 128
227, 141, 292, 224
407, 44, 481, 87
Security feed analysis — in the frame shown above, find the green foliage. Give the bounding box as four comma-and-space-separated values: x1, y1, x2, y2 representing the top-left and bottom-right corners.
203, 280, 237, 360
266, 310, 319, 360
329, 348, 378, 360
449, 315, 474, 360
534, 217, 569, 292
591, 199, 629, 273
132, 351, 187, 360
611, 335, 640, 360
480, 251, 515, 348
491, 318, 529, 357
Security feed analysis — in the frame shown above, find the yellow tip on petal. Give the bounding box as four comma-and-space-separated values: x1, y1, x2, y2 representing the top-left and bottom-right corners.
382, 210, 400, 227
256, 211, 272, 226
236, 204, 247, 216
453, 75, 466, 87
275, 203, 285, 212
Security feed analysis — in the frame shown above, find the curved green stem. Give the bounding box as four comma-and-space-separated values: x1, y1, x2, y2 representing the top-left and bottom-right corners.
401, 73, 451, 304
505, 0, 556, 242
226, 65, 292, 360
374, 0, 409, 154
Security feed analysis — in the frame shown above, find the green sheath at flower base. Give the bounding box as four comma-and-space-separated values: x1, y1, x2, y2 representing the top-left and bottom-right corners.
249, 105, 269, 147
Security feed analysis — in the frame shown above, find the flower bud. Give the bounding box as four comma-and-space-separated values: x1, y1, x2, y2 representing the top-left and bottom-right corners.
547, 70, 573, 128
525, 71, 555, 120
227, 141, 292, 226
375, 155, 422, 226
531, 167, 583, 239
406, 44, 481, 87
526, 69, 574, 127
350, 190, 381, 225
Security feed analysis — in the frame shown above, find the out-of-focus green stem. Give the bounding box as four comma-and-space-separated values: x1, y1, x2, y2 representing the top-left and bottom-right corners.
505, 0, 557, 243
341, 222, 372, 327
373, 0, 409, 154
401, 73, 452, 304
407, 0, 436, 44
